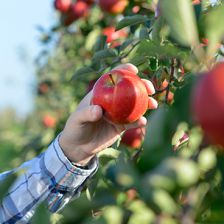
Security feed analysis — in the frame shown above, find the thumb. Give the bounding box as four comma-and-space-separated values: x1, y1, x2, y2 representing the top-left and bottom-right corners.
75, 105, 103, 124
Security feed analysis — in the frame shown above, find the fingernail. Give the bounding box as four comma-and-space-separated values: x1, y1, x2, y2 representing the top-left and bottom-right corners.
148, 97, 158, 109
146, 82, 155, 95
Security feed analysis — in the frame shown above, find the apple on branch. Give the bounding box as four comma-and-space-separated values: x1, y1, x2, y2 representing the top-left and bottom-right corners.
102, 26, 128, 48
192, 62, 224, 148
60, 0, 89, 26
97, 0, 128, 14
54, 0, 71, 13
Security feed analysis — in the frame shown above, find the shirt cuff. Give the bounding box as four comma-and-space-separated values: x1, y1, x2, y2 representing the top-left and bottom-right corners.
42, 135, 99, 193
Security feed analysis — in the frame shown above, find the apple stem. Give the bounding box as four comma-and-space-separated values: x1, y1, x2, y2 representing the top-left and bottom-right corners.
109, 74, 116, 86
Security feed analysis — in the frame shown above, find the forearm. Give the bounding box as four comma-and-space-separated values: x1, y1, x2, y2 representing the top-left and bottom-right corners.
0, 135, 98, 223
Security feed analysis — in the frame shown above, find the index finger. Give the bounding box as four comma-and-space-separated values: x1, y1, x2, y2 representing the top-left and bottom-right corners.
141, 79, 155, 95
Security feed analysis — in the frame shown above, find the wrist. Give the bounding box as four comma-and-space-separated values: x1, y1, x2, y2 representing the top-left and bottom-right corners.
58, 134, 94, 166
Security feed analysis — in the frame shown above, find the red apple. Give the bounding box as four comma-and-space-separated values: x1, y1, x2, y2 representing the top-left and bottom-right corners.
79, 0, 94, 6
61, 1, 89, 26
192, 0, 201, 5
98, 0, 128, 14
61, 8, 76, 26
71, 1, 89, 19
102, 26, 127, 47
42, 115, 56, 128
38, 83, 49, 95
166, 91, 174, 104
150, 78, 174, 104
38, 81, 52, 95
152, 78, 169, 91
192, 62, 224, 147
121, 127, 146, 148
200, 38, 221, 49
91, 69, 149, 124
54, 0, 71, 13
132, 5, 140, 14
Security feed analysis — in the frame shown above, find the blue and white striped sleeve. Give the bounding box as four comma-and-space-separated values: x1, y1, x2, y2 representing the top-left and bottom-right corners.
0, 135, 98, 223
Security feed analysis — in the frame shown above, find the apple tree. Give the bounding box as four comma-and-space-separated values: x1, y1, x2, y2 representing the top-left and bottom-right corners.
1, 0, 224, 223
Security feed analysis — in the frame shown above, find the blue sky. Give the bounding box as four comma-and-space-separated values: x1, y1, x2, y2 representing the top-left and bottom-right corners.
0, 0, 55, 117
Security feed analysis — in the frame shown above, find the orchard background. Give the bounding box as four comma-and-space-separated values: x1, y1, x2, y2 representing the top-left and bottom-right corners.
1, 0, 224, 223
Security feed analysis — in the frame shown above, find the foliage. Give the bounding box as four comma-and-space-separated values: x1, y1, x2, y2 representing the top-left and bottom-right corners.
1, 0, 224, 223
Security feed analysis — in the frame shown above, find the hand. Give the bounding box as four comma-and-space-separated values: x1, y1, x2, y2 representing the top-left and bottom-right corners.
59, 63, 158, 165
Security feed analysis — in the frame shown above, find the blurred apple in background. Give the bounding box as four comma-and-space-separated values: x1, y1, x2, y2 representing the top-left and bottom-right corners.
102, 26, 128, 47
97, 0, 128, 14
42, 114, 56, 128
54, 0, 71, 13
121, 127, 146, 149
192, 62, 224, 147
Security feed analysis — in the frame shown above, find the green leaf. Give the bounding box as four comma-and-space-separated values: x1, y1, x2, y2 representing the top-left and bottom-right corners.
92, 48, 118, 61
32, 203, 50, 224
143, 106, 167, 150
137, 106, 173, 172
103, 206, 123, 224
198, 147, 217, 172
98, 147, 120, 159
106, 154, 140, 189
116, 15, 149, 31
85, 29, 101, 51
119, 39, 134, 51
130, 55, 148, 66
0, 172, 17, 202
139, 27, 149, 40
149, 57, 159, 71
128, 200, 155, 224
151, 17, 165, 42
136, 40, 181, 58
205, 4, 224, 56
72, 67, 96, 80
93, 35, 107, 52
160, 0, 199, 46
152, 189, 178, 215
157, 158, 200, 187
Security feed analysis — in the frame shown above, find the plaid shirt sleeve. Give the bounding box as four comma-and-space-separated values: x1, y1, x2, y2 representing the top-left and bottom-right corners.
0, 135, 99, 223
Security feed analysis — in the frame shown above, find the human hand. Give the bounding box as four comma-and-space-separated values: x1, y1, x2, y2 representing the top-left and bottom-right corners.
59, 63, 158, 165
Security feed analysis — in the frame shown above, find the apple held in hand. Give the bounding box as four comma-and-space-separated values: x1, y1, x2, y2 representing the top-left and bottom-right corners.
91, 69, 149, 124
192, 62, 224, 147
